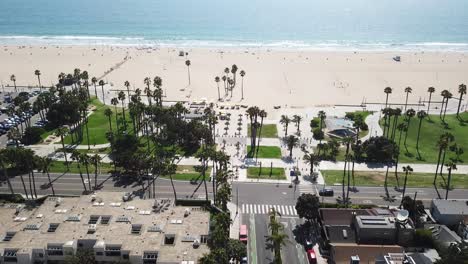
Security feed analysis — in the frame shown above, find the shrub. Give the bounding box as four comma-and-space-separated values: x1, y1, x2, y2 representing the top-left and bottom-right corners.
21, 127, 45, 145
362, 136, 398, 163
413, 229, 435, 248
310, 118, 320, 128
313, 128, 324, 140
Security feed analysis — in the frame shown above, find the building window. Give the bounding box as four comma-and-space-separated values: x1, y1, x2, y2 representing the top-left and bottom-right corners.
100, 215, 111, 225
131, 224, 142, 235
105, 245, 122, 257
88, 215, 100, 224
164, 234, 176, 245
3, 231, 16, 241
200, 235, 209, 244
4, 249, 18, 262
47, 223, 60, 233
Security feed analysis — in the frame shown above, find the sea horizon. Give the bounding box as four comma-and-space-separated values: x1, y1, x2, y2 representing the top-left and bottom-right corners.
1, 0, 468, 51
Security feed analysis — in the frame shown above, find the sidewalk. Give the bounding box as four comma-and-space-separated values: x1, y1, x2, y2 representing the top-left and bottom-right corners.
319, 161, 468, 174
228, 202, 240, 239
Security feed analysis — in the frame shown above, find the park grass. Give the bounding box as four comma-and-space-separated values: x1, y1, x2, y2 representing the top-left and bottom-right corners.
247, 146, 282, 159
321, 170, 468, 188
48, 160, 114, 174
248, 124, 278, 138
61, 98, 134, 146
381, 112, 468, 164
247, 167, 286, 180
161, 165, 212, 181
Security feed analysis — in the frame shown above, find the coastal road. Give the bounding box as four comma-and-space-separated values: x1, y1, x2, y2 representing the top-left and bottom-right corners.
0, 172, 213, 199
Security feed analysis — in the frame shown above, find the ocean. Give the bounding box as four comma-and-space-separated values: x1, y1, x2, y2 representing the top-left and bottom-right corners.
1, 0, 468, 51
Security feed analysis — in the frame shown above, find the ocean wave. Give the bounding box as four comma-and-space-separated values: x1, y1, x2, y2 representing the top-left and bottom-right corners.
1, 35, 468, 52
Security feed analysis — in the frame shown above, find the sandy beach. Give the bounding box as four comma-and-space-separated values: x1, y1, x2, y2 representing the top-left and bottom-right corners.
1, 45, 467, 109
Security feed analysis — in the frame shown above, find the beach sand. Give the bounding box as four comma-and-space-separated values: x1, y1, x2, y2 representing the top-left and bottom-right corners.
1, 45, 467, 109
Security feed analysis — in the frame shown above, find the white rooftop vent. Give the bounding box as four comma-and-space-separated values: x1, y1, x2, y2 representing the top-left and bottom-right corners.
125, 206, 135, 210
24, 224, 41, 230
92, 202, 105, 207
88, 224, 97, 233
36, 214, 43, 218
14, 217, 27, 222
147, 225, 163, 233
110, 202, 122, 207
54, 209, 67, 214
116, 216, 131, 223
139, 210, 151, 215
66, 215, 81, 222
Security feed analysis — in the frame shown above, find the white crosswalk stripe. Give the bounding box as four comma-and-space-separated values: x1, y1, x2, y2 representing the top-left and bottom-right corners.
240, 204, 297, 216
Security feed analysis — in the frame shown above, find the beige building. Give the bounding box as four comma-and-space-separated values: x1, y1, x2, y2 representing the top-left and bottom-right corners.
0, 192, 210, 264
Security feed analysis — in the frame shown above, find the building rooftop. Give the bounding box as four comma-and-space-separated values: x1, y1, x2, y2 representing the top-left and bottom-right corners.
321, 208, 370, 226
431, 199, 468, 215
331, 243, 403, 264
326, 225, 356, 243
425, 224, 462, 246
0, 192, 210, 262
355, 215, 395, 229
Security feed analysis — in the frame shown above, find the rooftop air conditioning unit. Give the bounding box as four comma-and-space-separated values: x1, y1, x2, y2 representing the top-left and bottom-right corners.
88, 224, 97, 233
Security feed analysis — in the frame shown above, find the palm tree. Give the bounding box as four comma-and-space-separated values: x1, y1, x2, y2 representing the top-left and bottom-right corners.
292, 115, 302, 134
342, 136, 353, 206
124, 80, 131, 100
401, 165, 413, 204
80, 154, 92, 191
240, 70, 246, 100
0, 150, 14, 195
91, 77, 98, 97
303, 153, 320, 180
215, 76, 221, 101
39, 157, 55, 196
81, 71, 90, 99
99, 80, 106, 104
10, 74, 17, 92
384, 87, 392, 108
404, 109, 416, 151
7, 128, 21, 148
285, 135, 299, 158
185, 60, 191, 85
456, 84, 466, 118
445, 161, 457, 200
426, 87, 435, 117
318, 111, 326, 131
55, 126, 70, 170
90, 154, 101, 189
111, 98, 119, 132
70, 150, 87, 193
279, 115, 291, 137
267, 209, 288, 264
118, 91, 127, 129
415, 110, 427, 158
222, 75, 227, 96
433, 133, 454, 189
104, 108, 113, 132
34, 69, 42, 91
404, 86, 412, 111
231, 64, 238, 85
442, 90, 453, 122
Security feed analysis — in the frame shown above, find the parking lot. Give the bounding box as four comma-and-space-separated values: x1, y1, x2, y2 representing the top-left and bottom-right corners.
0, 89, 45, 148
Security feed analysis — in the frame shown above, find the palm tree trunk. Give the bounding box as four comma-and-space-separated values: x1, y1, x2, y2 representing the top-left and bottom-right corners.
241, 77, 244, 99
28, 172, 33, 199
346, 160, 351, 205
457, 94, 463, 117
439, 98, 445, 120
404, 93, 409, 111
384, 165, 390, 198
60, 136, 69, 170
445, 168, 452, 200
402, 172, 408, 199
19, 174, 29, 199
433, 148, 443, 186
2, 164, 14, 195
342, 159, 347, 204
416, 118, 423, 157
94, 84, 98, 97
203, 160, 209, 203
46, 169, 55, 196
77, 164, 87, 193
217, 83, 220, 101
443, 99, 449, 122
85, 163, 91, 191
85, 116, 90, 150
169, 173, 177, 200
427, 93, 432, 116
108, 116, 113, 132
404, 119, 411, 150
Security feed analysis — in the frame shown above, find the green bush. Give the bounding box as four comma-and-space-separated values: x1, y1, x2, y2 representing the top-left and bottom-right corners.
310, 118, 320, 128
22, 127, 46, 145
313, 128, 324, 140
413, 229, 436, 248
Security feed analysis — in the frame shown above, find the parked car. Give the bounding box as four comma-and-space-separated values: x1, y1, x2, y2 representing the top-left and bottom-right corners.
239, 224, 248, 244
319, 188, 334, 197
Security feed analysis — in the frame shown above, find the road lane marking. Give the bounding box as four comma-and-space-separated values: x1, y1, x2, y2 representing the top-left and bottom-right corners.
249, 214, 257, 264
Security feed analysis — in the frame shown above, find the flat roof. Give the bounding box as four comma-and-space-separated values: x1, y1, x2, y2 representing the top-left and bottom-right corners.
0, 192, 210, 262
432, 199, 468, 215
331, 243, 403, 264
321, 208, 371, 226
355, 215, 395, 229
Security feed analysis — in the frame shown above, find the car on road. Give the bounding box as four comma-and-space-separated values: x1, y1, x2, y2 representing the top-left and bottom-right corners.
306, 248, 317, 264
239, 224, 248, 244
319, 188, 334, 197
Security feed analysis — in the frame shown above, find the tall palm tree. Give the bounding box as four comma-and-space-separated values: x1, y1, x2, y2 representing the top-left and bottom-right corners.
445, 161, 457, 200
433, 133, 454, 188
104, 108, 113, 132
342, 136, 353, 206
240, 70, 246, 100
255, 110, 267, 160
214, 76, 221, 101
185, 60, 191, 85
118, 91, 127, 129
279, 115, 291, 137
384, 86, 392, 108
81, 70, 90, 99
426, 87, 435, 117
404, 109, 416, 151
99, 80, 106, 104
292, 115, 302, 134
303, 153, 320, 180
90, 154, 101, 189
231, 64, 238, 84
456, 84, 466, 118
123, 80, 131, 100
70, 150, 87, 193
0, 149, 14, 195
91, 77, 98, 97
221, 75, 227, 96
34, 69, 42, 91
80, 154, 92, 191
38, 157, 55, 196
441, 90, 453, 123
415, 110, 427, 158
55, 126, 70, 170
404, 86, 412, 111
111, 98, 119, 132
10, 74, 17, 92
267, 209, 288, 264
285, 135, 299, 158
318, 111, 326, 131
401, 165, 413, 204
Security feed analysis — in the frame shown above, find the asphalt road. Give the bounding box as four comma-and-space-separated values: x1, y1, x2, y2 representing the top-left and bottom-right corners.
0, 172, 213, 199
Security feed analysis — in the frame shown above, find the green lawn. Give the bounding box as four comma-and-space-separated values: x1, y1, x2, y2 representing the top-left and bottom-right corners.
247, 167, 286, 180
247, 146, 282, 158
381, 112, 468, 164
48, 160, 114, 174
248, 124, 278, 138
161, 165, 212, 181
321, 170, 468, 188
61, 98, 133, 146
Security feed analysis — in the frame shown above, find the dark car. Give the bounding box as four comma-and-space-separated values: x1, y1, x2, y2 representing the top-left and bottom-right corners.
319, 188, 334, 197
